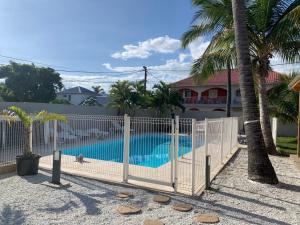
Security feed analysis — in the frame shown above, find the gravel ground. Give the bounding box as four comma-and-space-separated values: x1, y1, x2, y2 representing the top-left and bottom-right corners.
0, 149, 299, 225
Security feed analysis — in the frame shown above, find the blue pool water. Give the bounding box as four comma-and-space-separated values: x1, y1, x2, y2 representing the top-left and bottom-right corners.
63, 134, 193, 168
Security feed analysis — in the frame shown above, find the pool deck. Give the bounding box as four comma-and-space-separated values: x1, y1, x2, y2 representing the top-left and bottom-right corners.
39, 143, 239, 196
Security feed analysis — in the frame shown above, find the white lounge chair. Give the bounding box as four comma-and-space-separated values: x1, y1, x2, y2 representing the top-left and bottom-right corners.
110, 121, 134, 133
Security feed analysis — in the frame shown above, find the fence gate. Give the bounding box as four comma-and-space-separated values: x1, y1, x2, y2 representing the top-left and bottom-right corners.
125, 117, 177, 188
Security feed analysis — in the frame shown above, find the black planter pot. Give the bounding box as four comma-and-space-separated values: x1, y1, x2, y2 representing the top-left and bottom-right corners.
16, 154, 41, 176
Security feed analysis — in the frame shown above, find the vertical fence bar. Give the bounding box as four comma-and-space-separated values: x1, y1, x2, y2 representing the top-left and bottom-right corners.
53, 120, 57, 152
2, 120, 5, 148
29, 122, 33, 153
229, 117, 233, 154
204, 118, 208, 156
191, 119, 196, 195
174, 116, 179, 191
220, 118, 224, 164
123, 114, 130, 182
170, 119, 175, 184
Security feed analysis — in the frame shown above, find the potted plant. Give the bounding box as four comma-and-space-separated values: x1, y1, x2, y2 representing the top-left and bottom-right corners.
2, 106, 67, 176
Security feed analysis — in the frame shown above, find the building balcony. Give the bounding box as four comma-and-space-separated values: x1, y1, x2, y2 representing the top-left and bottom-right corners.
182, 97, 242, 106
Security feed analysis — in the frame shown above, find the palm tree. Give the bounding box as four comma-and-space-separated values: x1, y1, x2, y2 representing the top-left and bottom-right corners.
108, 80, 133, 115
268, 74, 299, 124
92, 85, 104, 94
2, 106, 67, 155
182, 0, 234, 117
182, 0, 300, 155
232, 0, 278, 184
151, 81, 185, 115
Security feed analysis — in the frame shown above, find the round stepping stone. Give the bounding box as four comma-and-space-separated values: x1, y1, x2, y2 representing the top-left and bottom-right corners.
194, 214, 220, 224
143, 219, 164, 225
172, 203, 193, 212
117, 205, 141, 215
153, 195, 170, 204
117, 191, 133, 199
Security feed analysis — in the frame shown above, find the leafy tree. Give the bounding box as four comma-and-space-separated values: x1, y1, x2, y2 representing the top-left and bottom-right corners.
0, 84, 17, 101
268, 74, 298, 123
182, 0, 300, 155
131, 81, 152, 109
151, 81, 185, 115
92, 85, 104, 94
0, 61, 63, 103
232, 0, 278, 183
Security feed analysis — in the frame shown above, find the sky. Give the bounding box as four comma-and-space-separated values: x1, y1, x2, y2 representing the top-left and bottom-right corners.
0, 0, 299, 91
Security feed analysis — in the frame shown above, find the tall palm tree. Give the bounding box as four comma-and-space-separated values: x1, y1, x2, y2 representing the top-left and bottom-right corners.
232, 0, 278, 184
151, 81, 185, 115
182, 0, 234, 117
182, 0, 300, 155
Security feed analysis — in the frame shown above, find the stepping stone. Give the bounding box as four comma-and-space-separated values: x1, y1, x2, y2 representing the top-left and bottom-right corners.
117, 191, 133, 199
153, 195, 170, 204
143, 219, 165, 225
117, 205, 141, 215
194, 214, 220, 224
172, 203, 193, 212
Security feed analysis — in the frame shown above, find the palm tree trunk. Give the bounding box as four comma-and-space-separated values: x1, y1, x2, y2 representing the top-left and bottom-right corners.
257, 73, 278, 155
232, 0, 278, 184
226, 61, 231, 117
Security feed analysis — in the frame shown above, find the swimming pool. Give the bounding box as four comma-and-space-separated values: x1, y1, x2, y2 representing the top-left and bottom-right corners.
63, 133, 193, 168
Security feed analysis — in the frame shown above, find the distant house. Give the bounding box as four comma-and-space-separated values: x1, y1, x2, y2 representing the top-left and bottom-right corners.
173, 69, 281, 112
56, 86, 109, 106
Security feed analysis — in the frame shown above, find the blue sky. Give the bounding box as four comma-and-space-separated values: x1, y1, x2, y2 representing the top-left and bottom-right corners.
0, 0, 297, 90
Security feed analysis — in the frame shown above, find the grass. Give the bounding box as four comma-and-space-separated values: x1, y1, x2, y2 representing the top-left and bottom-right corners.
277, 136, 297, 156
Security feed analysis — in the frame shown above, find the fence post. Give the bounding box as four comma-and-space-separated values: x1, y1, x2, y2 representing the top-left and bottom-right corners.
29, 122, 33, 153
52, 120, 62, 185
191, 119, 196, 195
229, 117, 233, 154
205, 155, 211, 189
174, 116, 179, 192
220, 118, 224, 164
170, 118, 175, 184
204, 118, 209, 156
123, 114, 130, 183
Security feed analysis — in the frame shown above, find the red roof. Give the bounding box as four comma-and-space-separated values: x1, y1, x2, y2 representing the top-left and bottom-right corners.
173, 69, 281, 87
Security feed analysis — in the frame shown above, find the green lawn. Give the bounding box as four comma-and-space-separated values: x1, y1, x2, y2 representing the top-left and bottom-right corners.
277, 136, 297, 155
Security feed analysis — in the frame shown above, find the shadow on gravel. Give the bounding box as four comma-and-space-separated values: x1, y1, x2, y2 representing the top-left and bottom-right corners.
198, 197, 291, 225
212, 188, 286, 211
276, 182, 300, 193
21, 173, 49, 184
0, 205, 25, 225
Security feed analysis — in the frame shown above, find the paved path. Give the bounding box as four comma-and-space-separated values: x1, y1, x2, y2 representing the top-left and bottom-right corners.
0, 149, 299, 225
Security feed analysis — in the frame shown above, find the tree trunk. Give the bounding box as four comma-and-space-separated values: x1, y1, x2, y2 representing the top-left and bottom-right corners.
257, 73, 278, 155
226, 61, 232, 117
231, 0, 278, 184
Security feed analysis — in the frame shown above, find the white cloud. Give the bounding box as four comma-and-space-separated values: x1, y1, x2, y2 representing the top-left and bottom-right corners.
270, 55, 300, 74
188, 37, 210, 60
111, 35, 181, 60
179, 53, 190, 63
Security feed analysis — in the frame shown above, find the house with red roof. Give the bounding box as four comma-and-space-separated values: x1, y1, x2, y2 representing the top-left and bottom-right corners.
173, 69, 281, 112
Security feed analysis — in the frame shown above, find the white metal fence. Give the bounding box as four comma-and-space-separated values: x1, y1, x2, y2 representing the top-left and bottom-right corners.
0, 114, 239, 195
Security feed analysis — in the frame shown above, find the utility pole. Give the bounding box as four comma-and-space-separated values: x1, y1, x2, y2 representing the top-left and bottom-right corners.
143, 66, 147, 93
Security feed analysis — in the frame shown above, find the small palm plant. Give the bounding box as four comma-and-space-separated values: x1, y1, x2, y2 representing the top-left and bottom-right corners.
2, 106, 67, 176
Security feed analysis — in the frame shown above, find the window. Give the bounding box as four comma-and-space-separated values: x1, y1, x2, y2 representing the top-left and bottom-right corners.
68, 95, 71, 101
184, 89, 192, 98
236, 89, 241, 97
208, 89, 218, 98
63, 95, 67, 98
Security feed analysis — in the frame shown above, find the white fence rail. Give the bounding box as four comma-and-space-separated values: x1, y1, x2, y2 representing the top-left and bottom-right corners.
0, 114, 239, 195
